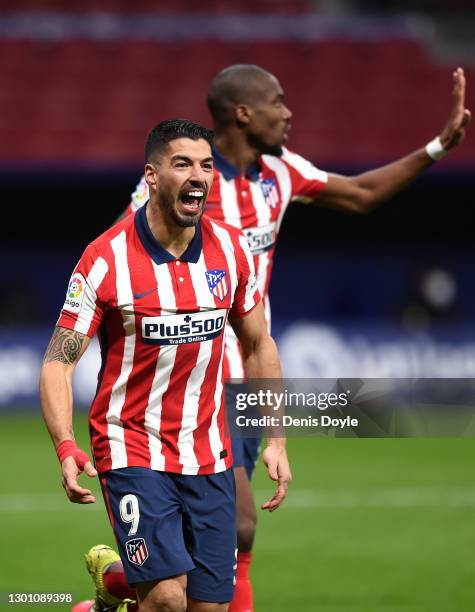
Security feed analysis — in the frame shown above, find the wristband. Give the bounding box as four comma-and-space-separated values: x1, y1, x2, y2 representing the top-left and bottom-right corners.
56, 439, 90, 469
425, 136, 448, 161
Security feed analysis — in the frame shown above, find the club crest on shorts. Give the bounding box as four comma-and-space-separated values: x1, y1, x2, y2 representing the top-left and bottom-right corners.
260, 177, 279, 208
205, 269, 228, 301
125, 538, 149, 566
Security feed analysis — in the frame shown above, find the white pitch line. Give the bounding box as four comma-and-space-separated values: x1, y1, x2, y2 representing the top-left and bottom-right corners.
2, 487, 475, 513
254, 487, 475, 508
0, 493, 104, 513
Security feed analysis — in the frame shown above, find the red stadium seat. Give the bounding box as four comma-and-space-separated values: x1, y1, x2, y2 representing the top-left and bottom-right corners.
1, 39, 473, 167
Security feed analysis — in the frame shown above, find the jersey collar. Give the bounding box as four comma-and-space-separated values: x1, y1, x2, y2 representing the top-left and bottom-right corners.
135, 203, 202, 265
212, 145, 261, 182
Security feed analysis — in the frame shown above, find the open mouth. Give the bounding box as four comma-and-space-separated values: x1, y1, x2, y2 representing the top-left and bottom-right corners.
179, 189, 205, 213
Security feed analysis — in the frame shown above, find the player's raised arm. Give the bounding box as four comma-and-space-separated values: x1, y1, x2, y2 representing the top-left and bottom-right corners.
312, 68, 471, 214
230, 302, 292, 512
40, 326, 97, 504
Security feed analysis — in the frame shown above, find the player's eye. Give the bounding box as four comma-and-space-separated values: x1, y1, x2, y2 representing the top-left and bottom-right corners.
202, 163, 213, 171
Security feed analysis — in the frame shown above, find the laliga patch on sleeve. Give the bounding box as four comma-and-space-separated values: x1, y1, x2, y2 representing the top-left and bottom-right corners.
63, 272, 86, 313
131, 176, 149, 211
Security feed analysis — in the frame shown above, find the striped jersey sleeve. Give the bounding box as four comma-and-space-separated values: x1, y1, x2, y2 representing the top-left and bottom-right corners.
229, 230, 261, 318
57, 244, 109, 337
281, 147, 328, 202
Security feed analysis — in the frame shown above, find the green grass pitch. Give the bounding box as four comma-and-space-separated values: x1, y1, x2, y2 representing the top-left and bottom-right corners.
0, 412, 474, 611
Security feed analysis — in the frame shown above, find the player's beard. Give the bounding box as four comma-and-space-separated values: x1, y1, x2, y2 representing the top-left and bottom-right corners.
260, 143, 283, 156
158, 185, 204, 228
248, 132, 283, 157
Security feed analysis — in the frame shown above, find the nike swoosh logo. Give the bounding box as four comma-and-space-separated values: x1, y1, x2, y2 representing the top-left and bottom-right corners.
133, 288, 157, 300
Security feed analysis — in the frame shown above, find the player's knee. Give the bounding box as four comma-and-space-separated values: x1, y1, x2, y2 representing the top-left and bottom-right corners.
236, 514, 256, 552
187, 599, 229, 612
138, 581, 186, 612
156, 593, 186, 612
144, 593, 186, 612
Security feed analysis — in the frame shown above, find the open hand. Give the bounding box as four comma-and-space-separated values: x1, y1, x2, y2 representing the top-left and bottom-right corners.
61, 454, 97, 504
440, 67, 471, 150
261, 443, 292, 512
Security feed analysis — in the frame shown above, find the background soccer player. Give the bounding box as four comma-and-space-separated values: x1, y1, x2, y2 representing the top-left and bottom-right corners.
40, 119, 291, 612
110, 63, 471, 612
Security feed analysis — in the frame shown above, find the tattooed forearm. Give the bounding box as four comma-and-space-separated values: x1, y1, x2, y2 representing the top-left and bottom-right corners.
43, 327, 86, 365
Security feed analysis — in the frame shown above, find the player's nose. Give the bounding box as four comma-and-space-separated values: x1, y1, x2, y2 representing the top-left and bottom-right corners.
283, 104, 292, 120
190, 163, 208, 184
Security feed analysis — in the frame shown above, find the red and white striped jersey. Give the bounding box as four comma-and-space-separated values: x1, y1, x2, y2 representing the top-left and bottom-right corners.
57, 206, 260, 475
128, 146, 328, 378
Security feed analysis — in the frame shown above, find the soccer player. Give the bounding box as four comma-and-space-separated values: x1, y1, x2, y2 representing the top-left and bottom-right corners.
40, 119, 291, 612
80, 65, 471, 612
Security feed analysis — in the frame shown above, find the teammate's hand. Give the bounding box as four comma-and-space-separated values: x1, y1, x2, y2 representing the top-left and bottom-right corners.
439, 67, 471, 150
60, 453, 97, 504
261, 442, 292, 512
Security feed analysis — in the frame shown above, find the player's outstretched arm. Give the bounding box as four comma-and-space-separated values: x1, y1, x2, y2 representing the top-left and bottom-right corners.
39, 326, 97, 504
230, 302, 292, 512
317, 67, 471, 214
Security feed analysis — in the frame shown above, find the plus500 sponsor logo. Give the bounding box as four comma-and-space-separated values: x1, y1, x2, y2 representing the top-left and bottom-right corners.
245, 223, 276, 255
142, 310, 226, 345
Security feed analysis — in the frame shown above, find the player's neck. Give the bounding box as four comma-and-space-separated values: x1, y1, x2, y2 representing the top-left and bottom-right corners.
146, 200, 196, 259
214, 131, 259, 174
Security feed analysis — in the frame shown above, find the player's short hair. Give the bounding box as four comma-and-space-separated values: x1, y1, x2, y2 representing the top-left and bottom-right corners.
145, 119, 214, 163
207, 64, 275, 125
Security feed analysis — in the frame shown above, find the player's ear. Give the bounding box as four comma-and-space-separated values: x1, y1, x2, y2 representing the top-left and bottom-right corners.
235, 104, 251, 126
144, 163, 158, 192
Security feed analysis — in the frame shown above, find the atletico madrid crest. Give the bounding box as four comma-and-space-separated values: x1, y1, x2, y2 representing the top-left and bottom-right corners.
205, 269, 228, 301
260, 177, 279, 208
125, 538, 149, 566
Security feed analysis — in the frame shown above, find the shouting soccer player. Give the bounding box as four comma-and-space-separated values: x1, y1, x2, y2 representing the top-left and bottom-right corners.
78, 64, 470, 612
40, 119, 291, 612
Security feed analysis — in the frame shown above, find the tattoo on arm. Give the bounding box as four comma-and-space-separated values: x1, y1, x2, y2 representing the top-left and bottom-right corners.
43, 327, 86, 365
